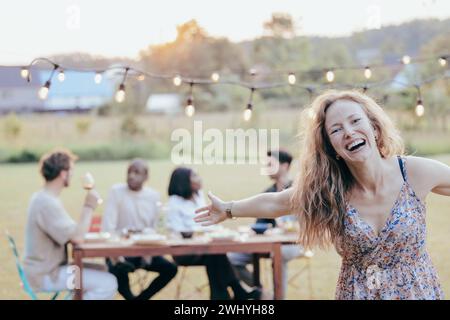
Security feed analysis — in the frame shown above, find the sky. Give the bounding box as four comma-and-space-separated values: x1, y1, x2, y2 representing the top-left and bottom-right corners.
0, 0, 449, 64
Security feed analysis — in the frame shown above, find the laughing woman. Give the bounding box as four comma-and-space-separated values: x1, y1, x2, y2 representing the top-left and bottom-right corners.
195, 90, 450, 300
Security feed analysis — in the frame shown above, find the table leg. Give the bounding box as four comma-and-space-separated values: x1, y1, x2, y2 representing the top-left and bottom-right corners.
272, 244, 282, 300
73, 249, 83, 300
252, 253, 261, 287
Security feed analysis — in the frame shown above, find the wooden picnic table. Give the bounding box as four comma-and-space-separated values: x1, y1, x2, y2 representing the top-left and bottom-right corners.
72, 232, 298, 300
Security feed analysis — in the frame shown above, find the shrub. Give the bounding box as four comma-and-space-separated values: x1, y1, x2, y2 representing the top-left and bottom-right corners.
2, 113, 22, 140
75, 118, 92, 135
120, 115, 145, 137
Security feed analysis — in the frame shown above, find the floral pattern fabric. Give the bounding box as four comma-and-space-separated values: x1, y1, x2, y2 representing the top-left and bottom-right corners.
335, 156, 444, 300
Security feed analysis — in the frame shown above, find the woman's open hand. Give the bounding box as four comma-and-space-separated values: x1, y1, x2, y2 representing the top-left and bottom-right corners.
194, 191, 229, 226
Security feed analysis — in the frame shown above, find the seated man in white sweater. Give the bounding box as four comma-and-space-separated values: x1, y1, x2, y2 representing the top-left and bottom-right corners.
102, 159, 177, 300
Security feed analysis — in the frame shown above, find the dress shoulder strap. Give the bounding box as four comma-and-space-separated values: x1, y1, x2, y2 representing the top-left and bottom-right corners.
397, 155, 407, 182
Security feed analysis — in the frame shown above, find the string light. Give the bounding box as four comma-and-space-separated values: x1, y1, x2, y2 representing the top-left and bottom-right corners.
38, 81, 51, 100
173, 74, 182, 86
185, 82, 195, 117
20, 67, 29, 79
326, 70, 335, 82
115, 84, 126, 103
415, 99, 424, 117
14, 54, 450, 118
94, 72, 102, 84
288, 72, 296, 85
243, 88, 255, 121
211, 72, 220, 82
307, 107, 316, 120
243, 104, 252, 121
57, 69, 65, 82
37, 64, 58, 100
364, 66, 372, 79
402, 55, 411, 65
415, 86, 424, 117
114, 67, 129, 103
185, 98, 195, 117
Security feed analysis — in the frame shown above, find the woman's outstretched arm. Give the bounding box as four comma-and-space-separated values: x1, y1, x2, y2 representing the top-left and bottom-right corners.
194, 188, 294, 226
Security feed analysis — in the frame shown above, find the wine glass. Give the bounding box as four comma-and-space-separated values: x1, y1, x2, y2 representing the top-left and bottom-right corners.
82, 172, 103, 205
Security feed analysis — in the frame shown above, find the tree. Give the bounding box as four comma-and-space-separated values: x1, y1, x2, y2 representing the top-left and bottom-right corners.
175, 19, 208, 42
263, 13, 296, 39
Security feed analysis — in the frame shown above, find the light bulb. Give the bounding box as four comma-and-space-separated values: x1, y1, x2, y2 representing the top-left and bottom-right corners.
94, 72, 102, 84
364, 67, 372, 79
138, 74, 145, 81
288, 73, 296, 85
173, 75, 182, 86
57, 70, 65, 82
307, 107, 316, 120
115, 84, 126, 103
211, 72, 220, 82
185, 104, 195, 117
243, 108, 252, 121
20, 67, 29, 79
38, 81, 51, 100
439, 57, 447, 67
415, 100, 424, 117
402, 55, 411, 65
326, 70, 335, 82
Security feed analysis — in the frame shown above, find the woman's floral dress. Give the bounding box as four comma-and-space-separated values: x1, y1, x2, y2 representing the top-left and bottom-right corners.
335, 156, 444, 300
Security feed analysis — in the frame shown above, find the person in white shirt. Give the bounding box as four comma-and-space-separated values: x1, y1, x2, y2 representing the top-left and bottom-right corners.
166, 167, 261, 300
23, 149, 117, 300
102, 159, 177, 300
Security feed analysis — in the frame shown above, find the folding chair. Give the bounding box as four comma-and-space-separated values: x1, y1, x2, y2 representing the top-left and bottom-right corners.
257, 249, 314, 299
174, 266, 209, 299
287, 250, 315, 299
5, 230, 72, 300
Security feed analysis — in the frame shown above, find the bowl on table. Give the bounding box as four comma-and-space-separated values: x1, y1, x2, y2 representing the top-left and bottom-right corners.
250, 223, 271, 235
180, 231, 194, 239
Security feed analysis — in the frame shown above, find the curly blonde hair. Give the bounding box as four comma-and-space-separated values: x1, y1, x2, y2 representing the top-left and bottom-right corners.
291, 90, 404, 249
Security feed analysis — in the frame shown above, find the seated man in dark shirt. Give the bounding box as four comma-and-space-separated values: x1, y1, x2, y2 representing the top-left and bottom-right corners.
228, 150, 304, 299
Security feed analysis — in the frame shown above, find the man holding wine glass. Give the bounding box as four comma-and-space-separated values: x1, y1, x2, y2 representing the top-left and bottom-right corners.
22, 149, 118, 299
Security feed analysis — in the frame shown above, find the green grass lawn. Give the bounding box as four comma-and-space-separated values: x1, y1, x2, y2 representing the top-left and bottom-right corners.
1, 156, 449, 300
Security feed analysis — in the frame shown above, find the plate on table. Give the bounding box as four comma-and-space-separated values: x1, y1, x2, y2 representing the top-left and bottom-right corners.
131, 234, 167, 246
84, 232, 111, 243
206, 230, 239, 242
266, 227, 284, 235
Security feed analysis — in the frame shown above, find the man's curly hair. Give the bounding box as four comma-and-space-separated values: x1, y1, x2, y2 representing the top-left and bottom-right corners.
39, 149, 78, 182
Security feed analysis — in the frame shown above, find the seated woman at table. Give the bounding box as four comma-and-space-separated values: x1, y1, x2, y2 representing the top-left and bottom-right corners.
166, 167, 262, 300
102, 159, 178, 300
